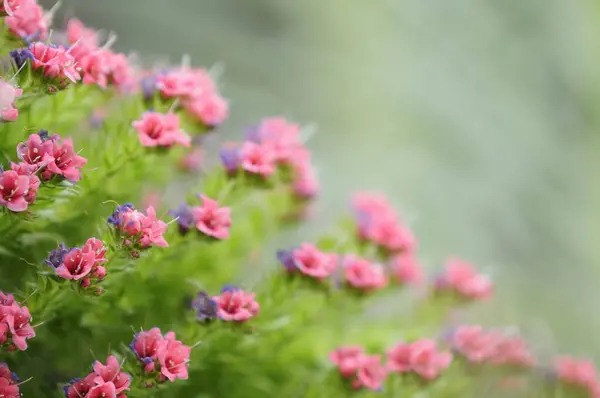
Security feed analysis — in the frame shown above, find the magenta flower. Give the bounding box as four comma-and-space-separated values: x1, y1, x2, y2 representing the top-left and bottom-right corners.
156, 334, 191, 382
10, 162, 40, 204
291, 243, 338, 280
109, 204, 169, 249
0, 377, 19, 398
435, 257, 493, 300
1, 0, 26, 16
343, 256, 388, 291
240, 141, 276, 178
93, 355, 131, 394
386, 342, 413, 373
191, 194, 231, 240
82, 237, 107, 265
5, 0, 48, 40
184, 93, 229, 127
0, 79, 22, 122
352, 355, 388, 391
447, 325, 497, 363
132, 112, 191, 148
245, 117, 302, 163
5, 302, 35, 350
330, 346, 366, 378
54, 248, 96, 280
66, 18, 100, 60
78, 49, 112, 89
555, 356, 599, 394
130, 327, 163, 368
28, 42, 80, 83
407, 339, 453, 380
63, 373, 95, 398
17, 131, 56, 167
87, 382, 117, 398
43, 137, 88, 182
0, 169, 31, 212
389, 252, 423, 285
212, 287, 260, 322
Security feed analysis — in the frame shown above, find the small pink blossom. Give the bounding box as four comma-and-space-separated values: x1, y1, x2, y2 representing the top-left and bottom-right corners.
156, 334, 191, 382
78, 49, 111, 88
5, 302, 35, 350
55, 248, 96, 280
131, 327, 163, 364
5, 0, 48, 40
352, 355, 388, 391
10, 162, 40, 204
110, 204, 169, 249
28, 42, 80, 83
448, 325, 497, 363
386, 342, 413, 373
329, 346, 366, 378
390, 252, 423, 285
87, 381, 117, 398
0, 377, 19, 398
0, 169, 31, 212
64, 373, 95, 398
139, 206, 169, 248
435, 258, 493, 300
1, 0, 27, 16
409, 339, 453, 380
191, 194, 231, 240
240, 141, 276, 178
132, 112, 191, 148
212, 288, 260, 322
246, 117, 302, 163
555, 356, 599, 393
183, 93, 229, 127
17, 132, 55, 167
292, 163, 319, 199
343, 256, 388, 291
0, 80, 22, 122
82, 237, 107, 265
178, 147, 203, 172
93, 355, 131, 394
66, 18, 100, 61
291, 243, 337, 280
43, 137, 87, 181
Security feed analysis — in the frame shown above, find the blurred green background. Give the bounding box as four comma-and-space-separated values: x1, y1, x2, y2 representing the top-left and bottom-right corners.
40, 0, 600, 359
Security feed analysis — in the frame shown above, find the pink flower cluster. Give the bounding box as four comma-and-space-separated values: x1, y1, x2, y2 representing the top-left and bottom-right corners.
352, 192, 415, 253
132, 111, 191, 148
330, 340, 453, 391
107, 204, 169, 249
27, 42, 81, 84
63, 355, 131, 398
448, 325, 535, 367
17, 131, 87, 182
219, 117, 319, 199
148, 67, 228, 127
434, 257, 493, 300
0, 292, 35, 351
130, 328, 191, 383
4, 0, 48, 40
0, 79, 22, 122
45, 238, 107, 287
211, 286, 260, 322
555, 357, 600, 397
0, 162, 40, 212
64, 19, 135, 91
0, 363, 20, 398
171, 194, 231, 239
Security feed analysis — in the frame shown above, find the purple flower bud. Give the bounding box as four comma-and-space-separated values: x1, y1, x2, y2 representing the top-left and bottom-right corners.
219, 145, 241, 175
9, 48, 33, 69
169, 203, 195, 234
221, 284, 239, 293
191, 291, 217, 322
107, 203, 134, 226
277, 249, 296, 272
44, 243, 68, 268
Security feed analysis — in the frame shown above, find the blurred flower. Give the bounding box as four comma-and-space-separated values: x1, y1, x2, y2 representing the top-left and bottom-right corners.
389, 252, 423, 285
352, 355, 387, 391
219, 142, 241, 175
330, 346, 366, 378
343, 256, 388, 291
434, 258, 493, 300
63, 374, 95, 398
245, 117, 302, 163
191, 194, 231, 240
1, 0, 26, 16
169, 203, 195, 235
0, 363, 19, 398
240, 141, 276, 178
93, 355, 131, 394
289, 243, 338, 280
178, 147, 203, 173
184, 93, 229, 127
9, 48, 33, 69
554, 356, 599, 394
292, 163, 319, 199
191, 291, 217, 322
87, 382, 117, 398
132, 112, 191, 148
387, 339, 452, 380
212, 288, 259, 322
276, 249, 296, 272
0, 80, 22, 122
5, 0, 49, 40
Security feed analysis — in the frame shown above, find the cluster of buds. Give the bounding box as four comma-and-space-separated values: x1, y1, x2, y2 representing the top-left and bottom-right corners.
107, 203, 169, 253
142, 66, 228, 127
63, 355, 131, 398
130, 328, 191, 384
0, 292, 35, 351
191, 285, 260, 323
45, 238, 108, 288
170, 194, 231, 239
220, 117, 319, 199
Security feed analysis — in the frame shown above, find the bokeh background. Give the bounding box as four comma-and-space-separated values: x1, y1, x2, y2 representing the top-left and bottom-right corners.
40, 0, 600, 360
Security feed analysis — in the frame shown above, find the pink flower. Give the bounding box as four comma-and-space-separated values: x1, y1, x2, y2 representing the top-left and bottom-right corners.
5, 0, 48, 40
28, 42, 80, 83
292, 163, 319, 199
131, 327, 163, 364
184, 93, 229, 127
390, 252, 423, 285
449, 325, 497, 363
79, 49, 111, 88
0, 377, 19, 398
291, 243, 338, 280
240, 141, 276, 178
43, 137, 87, 181
0, 79, 22, 122
408, 339, 453, 380
87, 381, 117, 398
1, 0, 27, 16
17, 132, 56, 167
0, 169, 31, 212
386, 343, 413, 373
352, 355, 388, 391
246, 117, 302, 163
329, 346, 366, 377
82, 237, 107, 265
212, 288, 260, 322
132, 112, 191, 148
555, 356, 599, 392
488, 333, 535, 367
10, 162, 40, 204
139, 206, 169, 248
66, 18, 100, 61
64, 373, 95, 398
178, 147, 203, 172
54, 248, 96, 280
156, 334, 191, 382
191, 194, 231, 240
5, 303, 35, 350
93, 355, 131, 394
343, 256, 388, 291
436, 258, 493, 300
